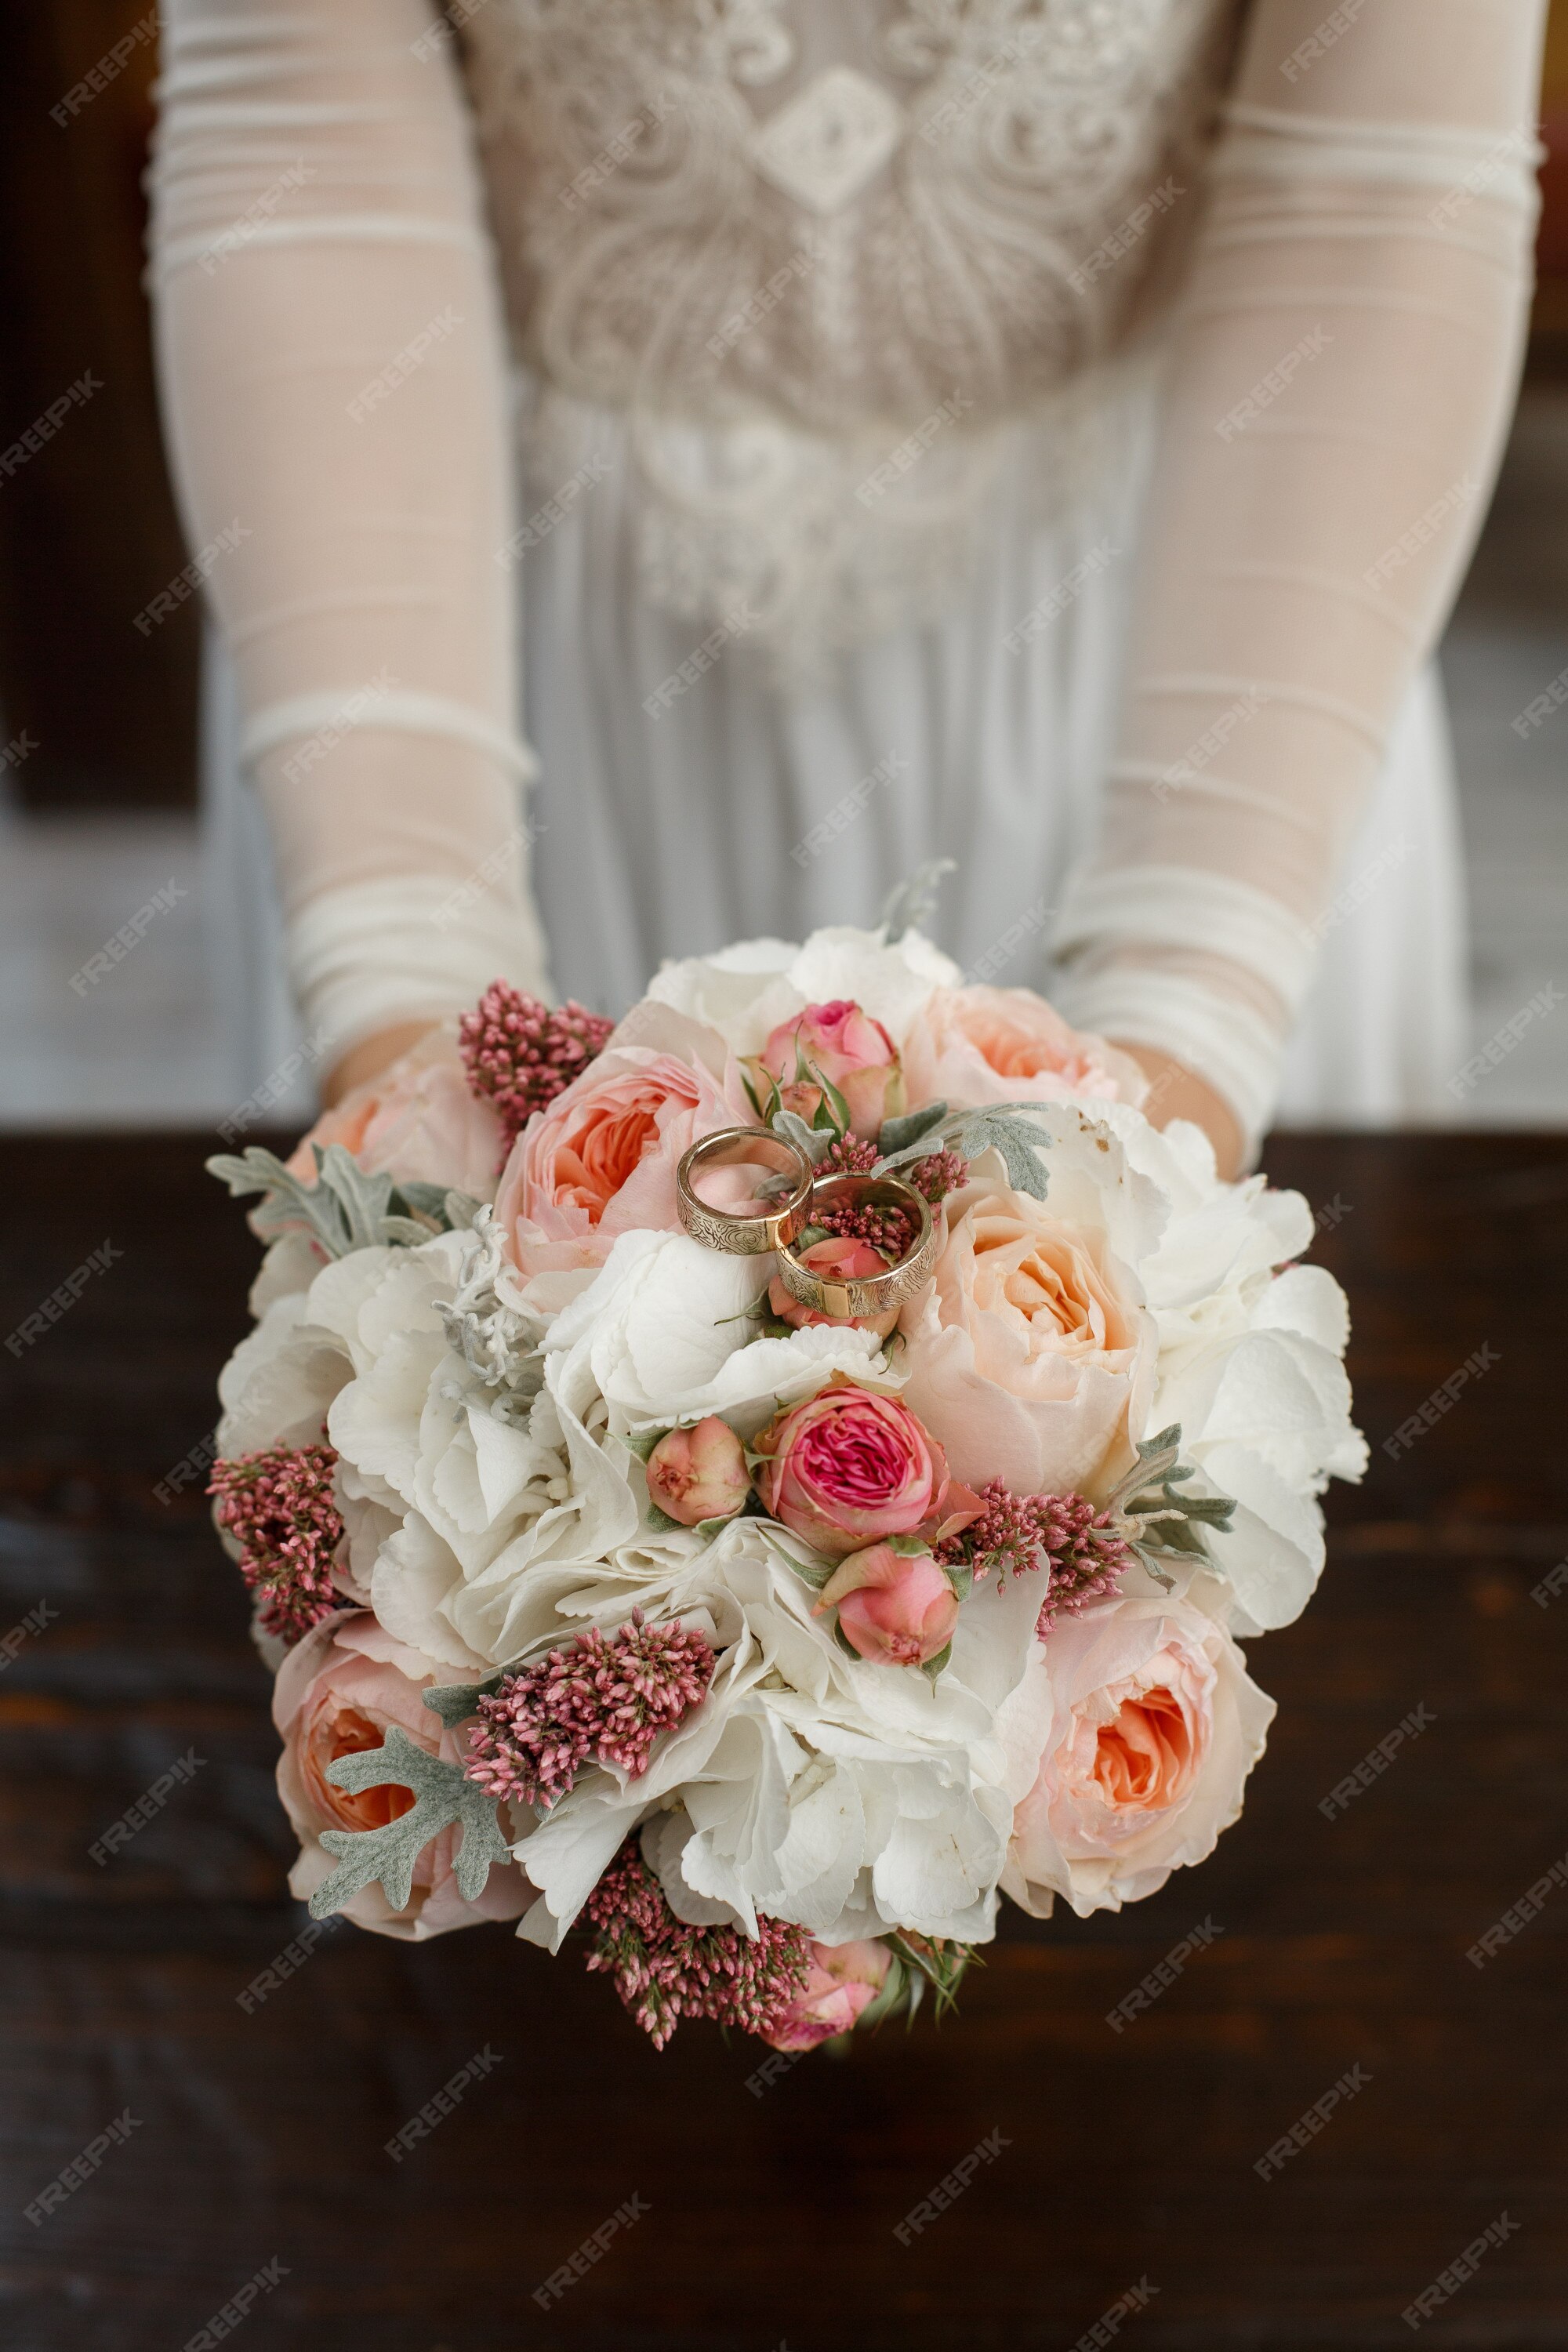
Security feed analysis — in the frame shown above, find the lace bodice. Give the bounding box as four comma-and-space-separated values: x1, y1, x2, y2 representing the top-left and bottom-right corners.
147, 0, 1548, 1147
465, 0, 1241, 436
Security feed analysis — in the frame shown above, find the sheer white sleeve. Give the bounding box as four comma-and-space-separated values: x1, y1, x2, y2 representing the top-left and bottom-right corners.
148, 0, 550, 1059
1052, 0, 1548, 1152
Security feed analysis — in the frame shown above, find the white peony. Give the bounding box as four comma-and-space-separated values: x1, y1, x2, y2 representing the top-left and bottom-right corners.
513, 1520, 1045, 1948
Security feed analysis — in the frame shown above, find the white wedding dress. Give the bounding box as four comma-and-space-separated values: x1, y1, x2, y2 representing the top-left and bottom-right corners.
148, 0, 1545, 1152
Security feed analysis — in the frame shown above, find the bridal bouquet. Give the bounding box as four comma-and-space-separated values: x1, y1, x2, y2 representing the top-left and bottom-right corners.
209, 916, 1363, 2053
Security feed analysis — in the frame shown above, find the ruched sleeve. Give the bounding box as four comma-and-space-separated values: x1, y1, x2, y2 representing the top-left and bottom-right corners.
148, 0, 550, 1058
1052, 0, 1548, 1152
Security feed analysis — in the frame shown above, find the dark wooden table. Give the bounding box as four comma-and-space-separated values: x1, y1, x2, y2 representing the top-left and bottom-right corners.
2, 1131, 1566, 2352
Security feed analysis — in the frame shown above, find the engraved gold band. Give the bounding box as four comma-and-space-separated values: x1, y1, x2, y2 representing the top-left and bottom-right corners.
773, 1175, 938, 1318
676, 1127, 815, 1255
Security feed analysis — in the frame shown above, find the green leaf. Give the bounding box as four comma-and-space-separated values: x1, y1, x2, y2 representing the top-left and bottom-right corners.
919, 1639, 953, 1686
644, 1501, 682, 1534
805, 1062, 851, 1136
877, 1102, 949, 1157
939, 1557, 974, 1602
887, 1931, 979, 2022
832, 1617, 862, 1662
880, 858, 955, 944
421, 1675, 503, 1730
858, 1951, 909, 2034
785, 1553, 837, 1592
619, 1427, 670, 1464
308, 1727, 512, 1916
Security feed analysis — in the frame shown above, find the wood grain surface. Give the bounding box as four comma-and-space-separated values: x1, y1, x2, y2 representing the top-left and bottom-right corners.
2, 1131, 1566, 2351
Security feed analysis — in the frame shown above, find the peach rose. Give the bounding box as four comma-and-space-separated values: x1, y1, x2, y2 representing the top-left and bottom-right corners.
753, 1377, 975, 1560
1002, 1591, 1274, 1915
899, 1185, 1156, 1498
494, 1044, 746, 1274
752, 999, 905, 1138
286, 1026, 504, 1199
902, 985, 1145, 1114
762, 1937, 892, 2051
767, 1236, 902, 1341
273, 1610, 527, 1940
815, 1541, 960, 1667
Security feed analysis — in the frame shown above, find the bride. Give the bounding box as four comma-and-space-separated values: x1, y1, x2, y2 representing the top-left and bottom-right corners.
147, 0, 1547, 1175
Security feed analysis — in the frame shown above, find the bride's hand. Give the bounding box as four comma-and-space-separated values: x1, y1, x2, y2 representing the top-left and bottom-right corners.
1109, 1042, 1245, 1181
322, 1020, 441, 1108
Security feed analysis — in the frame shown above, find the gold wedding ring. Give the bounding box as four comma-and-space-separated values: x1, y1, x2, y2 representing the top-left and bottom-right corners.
676, 1127, 815, 1255
774, 1174, 938, 1319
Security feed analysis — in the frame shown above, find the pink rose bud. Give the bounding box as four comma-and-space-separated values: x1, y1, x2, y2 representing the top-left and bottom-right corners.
753, 999, 905, 1138
815, 1542, 960, 1667
645, 1416, 750, 1527
761, 1936, 893, 2051
767, 1236, 902, 1339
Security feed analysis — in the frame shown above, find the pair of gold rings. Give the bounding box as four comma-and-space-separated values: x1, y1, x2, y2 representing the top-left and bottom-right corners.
675, 1128, 938, 1319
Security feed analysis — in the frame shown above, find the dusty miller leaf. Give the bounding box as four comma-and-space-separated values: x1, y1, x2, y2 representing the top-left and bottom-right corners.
953, 1109, 1051, 1201
307, 1727, 512, 1915
420, 1675, 503, 1730
206, 1143, 468, 1258
1105, 1422, 1236, 1582
874, 1098, 1052, 1201
771, 1108, 838, 1166
877, 1102, 949, 1157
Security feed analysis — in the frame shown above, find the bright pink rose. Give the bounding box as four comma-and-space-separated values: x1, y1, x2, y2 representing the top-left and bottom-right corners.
753, 1000, 905, 1138
1002, 1592, 1275, 1918
815, 1542, 960, 1667
645, 1416, 750, 1526
493, 1044, 745, 1274
753, 1377, 977, 1560
762, 1937, 892, 2051
286, 1026, 505, 1198
272, 1610, 528, 1940
767, 1236, 902, 1340
902, 985, 1145, 1114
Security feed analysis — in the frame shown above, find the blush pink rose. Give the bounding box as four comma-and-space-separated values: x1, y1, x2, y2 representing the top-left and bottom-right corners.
900, 1186, 1156, 1499
272, 1610, 528, 1940
1001, 1591, 1275, 1917
493, 1044, 746, 1275
753, 1000, 905, 1138
815, 1542, 960, 1667
762, 1938, 892, 2051
286, 1026, 505, 1199
753, 1377, 977, 1560
767, 1236, 902, 1341
645, 1416, 750, 1526
902, 985, 1145, 1114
